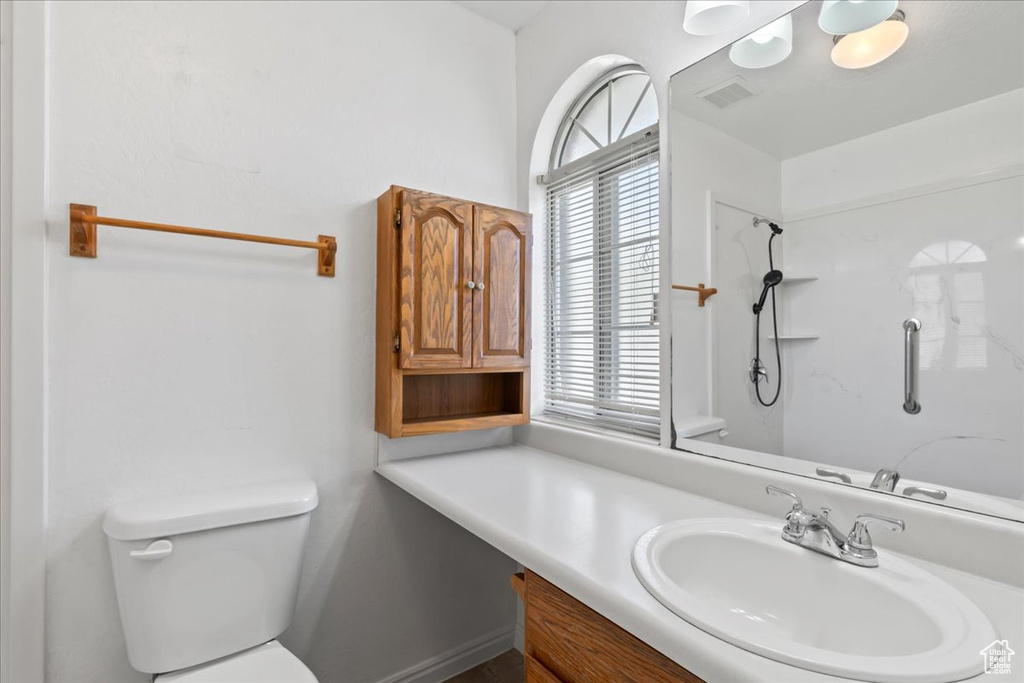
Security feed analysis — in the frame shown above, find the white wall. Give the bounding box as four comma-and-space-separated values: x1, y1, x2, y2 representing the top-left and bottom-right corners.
669, 109, 782, 450
782, 89, 1024, 216
1, 1, 14, 677
514, 0, 804, 446
780, 89, 1024, 500
6, 1, 48, 679
40, 2, 519, 681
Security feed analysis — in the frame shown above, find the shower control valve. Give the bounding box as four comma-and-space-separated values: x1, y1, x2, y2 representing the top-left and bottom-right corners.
749, 358, 768, 384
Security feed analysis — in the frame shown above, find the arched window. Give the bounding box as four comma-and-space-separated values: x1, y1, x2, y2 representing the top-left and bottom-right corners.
550, 66, 659, 170
909, 241, 988, 370
542, 66, 661, 438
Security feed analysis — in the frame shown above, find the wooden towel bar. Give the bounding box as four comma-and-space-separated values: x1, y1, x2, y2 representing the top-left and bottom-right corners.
69, 203, 337, 277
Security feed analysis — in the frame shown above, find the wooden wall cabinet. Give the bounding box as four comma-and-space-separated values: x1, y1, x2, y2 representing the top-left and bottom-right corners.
376, 186, 531, 437
512, 570, 704, 683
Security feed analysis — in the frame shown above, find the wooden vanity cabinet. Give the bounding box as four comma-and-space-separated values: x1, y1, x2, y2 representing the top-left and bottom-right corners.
512, 570, 704, 683
375, 186, 531, 437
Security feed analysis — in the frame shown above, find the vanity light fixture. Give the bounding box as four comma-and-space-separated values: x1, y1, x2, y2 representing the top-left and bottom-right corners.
683, 0, 750, 36
831, 10, 909, 69
729, 14, 793, 69
818, 0, 899, 35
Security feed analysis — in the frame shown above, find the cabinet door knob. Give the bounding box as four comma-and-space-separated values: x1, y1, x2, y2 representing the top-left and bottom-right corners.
466, 281, 476, 289
476, 282, 485, 291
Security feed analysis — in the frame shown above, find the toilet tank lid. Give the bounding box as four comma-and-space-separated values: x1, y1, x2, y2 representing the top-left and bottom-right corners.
103, 479, 318, 541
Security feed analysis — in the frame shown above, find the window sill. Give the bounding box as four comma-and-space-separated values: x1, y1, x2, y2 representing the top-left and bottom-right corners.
526, 414, 660, 446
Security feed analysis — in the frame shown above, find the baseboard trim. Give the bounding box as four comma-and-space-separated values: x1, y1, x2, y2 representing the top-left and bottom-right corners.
375, 626, 515, 683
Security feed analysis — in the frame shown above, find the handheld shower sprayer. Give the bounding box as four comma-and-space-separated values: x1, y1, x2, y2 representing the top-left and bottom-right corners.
751, 216, 784, 407
753, 269, 784, 315
751, 217, 785, 314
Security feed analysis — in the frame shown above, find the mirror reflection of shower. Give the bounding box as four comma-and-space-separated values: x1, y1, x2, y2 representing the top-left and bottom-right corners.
750, 217, 783, 407
667, 0, 1024, 517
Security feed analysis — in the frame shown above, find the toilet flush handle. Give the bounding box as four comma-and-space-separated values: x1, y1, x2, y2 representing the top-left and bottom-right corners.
129, 539, 173, 560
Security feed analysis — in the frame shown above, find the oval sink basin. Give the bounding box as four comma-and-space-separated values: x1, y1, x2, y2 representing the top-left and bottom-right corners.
632, 518, 997, 682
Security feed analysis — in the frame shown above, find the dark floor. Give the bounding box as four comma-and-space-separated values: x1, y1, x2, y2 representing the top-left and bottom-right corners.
445, 649, 525, 683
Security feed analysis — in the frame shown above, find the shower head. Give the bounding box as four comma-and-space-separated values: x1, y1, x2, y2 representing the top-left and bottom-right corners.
753, 269, 784, 315
763, 269, 784, 287
753, 217, 783, 235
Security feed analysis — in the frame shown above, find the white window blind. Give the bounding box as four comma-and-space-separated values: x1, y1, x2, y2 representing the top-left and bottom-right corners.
543, 125, 661, 438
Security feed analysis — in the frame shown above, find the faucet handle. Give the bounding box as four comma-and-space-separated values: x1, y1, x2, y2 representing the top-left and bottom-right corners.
766, 485, 803, 511
848, 513, 905, 551
816, 467, 852, 484
902, 485, 947, 501
766, 486, 814, 537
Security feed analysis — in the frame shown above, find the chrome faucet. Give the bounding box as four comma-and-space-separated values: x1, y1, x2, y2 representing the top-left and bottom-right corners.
870, 468, 900, 492
766, 486, 904, 568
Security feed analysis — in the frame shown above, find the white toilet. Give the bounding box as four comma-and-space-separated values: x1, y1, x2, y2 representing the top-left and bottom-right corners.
103, 479, 320, 682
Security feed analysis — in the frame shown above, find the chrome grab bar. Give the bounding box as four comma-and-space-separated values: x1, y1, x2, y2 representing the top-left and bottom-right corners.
903, 318, 921, 414
816, 466, 852, 484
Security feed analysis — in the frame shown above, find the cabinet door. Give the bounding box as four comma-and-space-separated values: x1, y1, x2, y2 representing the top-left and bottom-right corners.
473, 205, 531, 368
525, 571, 704, 683
399, 190, 474, 369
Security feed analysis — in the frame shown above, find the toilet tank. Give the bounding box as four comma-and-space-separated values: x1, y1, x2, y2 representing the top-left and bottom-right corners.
103, 480, 318, 674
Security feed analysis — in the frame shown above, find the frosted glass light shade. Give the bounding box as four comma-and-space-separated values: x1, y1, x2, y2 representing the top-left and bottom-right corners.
831, 13, 909, 69
683, 0, 750, 36
819, 0, 899, 35
729, 15, 793, 69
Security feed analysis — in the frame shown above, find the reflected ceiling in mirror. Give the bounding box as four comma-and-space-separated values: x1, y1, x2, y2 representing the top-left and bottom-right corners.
673, 0, 1023, 159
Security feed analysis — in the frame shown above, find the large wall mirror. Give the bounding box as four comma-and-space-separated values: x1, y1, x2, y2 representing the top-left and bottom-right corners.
669, 0, 1023, 521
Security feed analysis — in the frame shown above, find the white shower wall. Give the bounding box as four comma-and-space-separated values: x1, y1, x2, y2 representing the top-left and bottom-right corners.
780, 89, 1024, 500
673, 87, 1024, 501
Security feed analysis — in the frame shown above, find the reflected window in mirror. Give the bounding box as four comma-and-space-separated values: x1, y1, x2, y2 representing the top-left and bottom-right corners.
909, 242, 988, 371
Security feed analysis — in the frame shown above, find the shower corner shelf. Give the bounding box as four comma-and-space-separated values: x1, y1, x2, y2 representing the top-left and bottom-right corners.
767, 333, 819, 340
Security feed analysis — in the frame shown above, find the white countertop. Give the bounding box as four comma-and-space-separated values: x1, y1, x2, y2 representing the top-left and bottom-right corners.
376, 444, 1024, 682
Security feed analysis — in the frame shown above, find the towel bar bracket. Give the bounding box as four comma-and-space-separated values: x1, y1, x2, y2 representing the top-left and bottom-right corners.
70, 203, 98, 258
318, 235, 337, 277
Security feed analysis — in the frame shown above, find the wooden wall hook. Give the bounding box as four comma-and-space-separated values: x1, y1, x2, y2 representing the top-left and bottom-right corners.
672, 282, 718, 307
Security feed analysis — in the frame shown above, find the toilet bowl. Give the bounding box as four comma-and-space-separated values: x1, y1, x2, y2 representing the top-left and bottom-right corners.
103, 480, 319, 680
